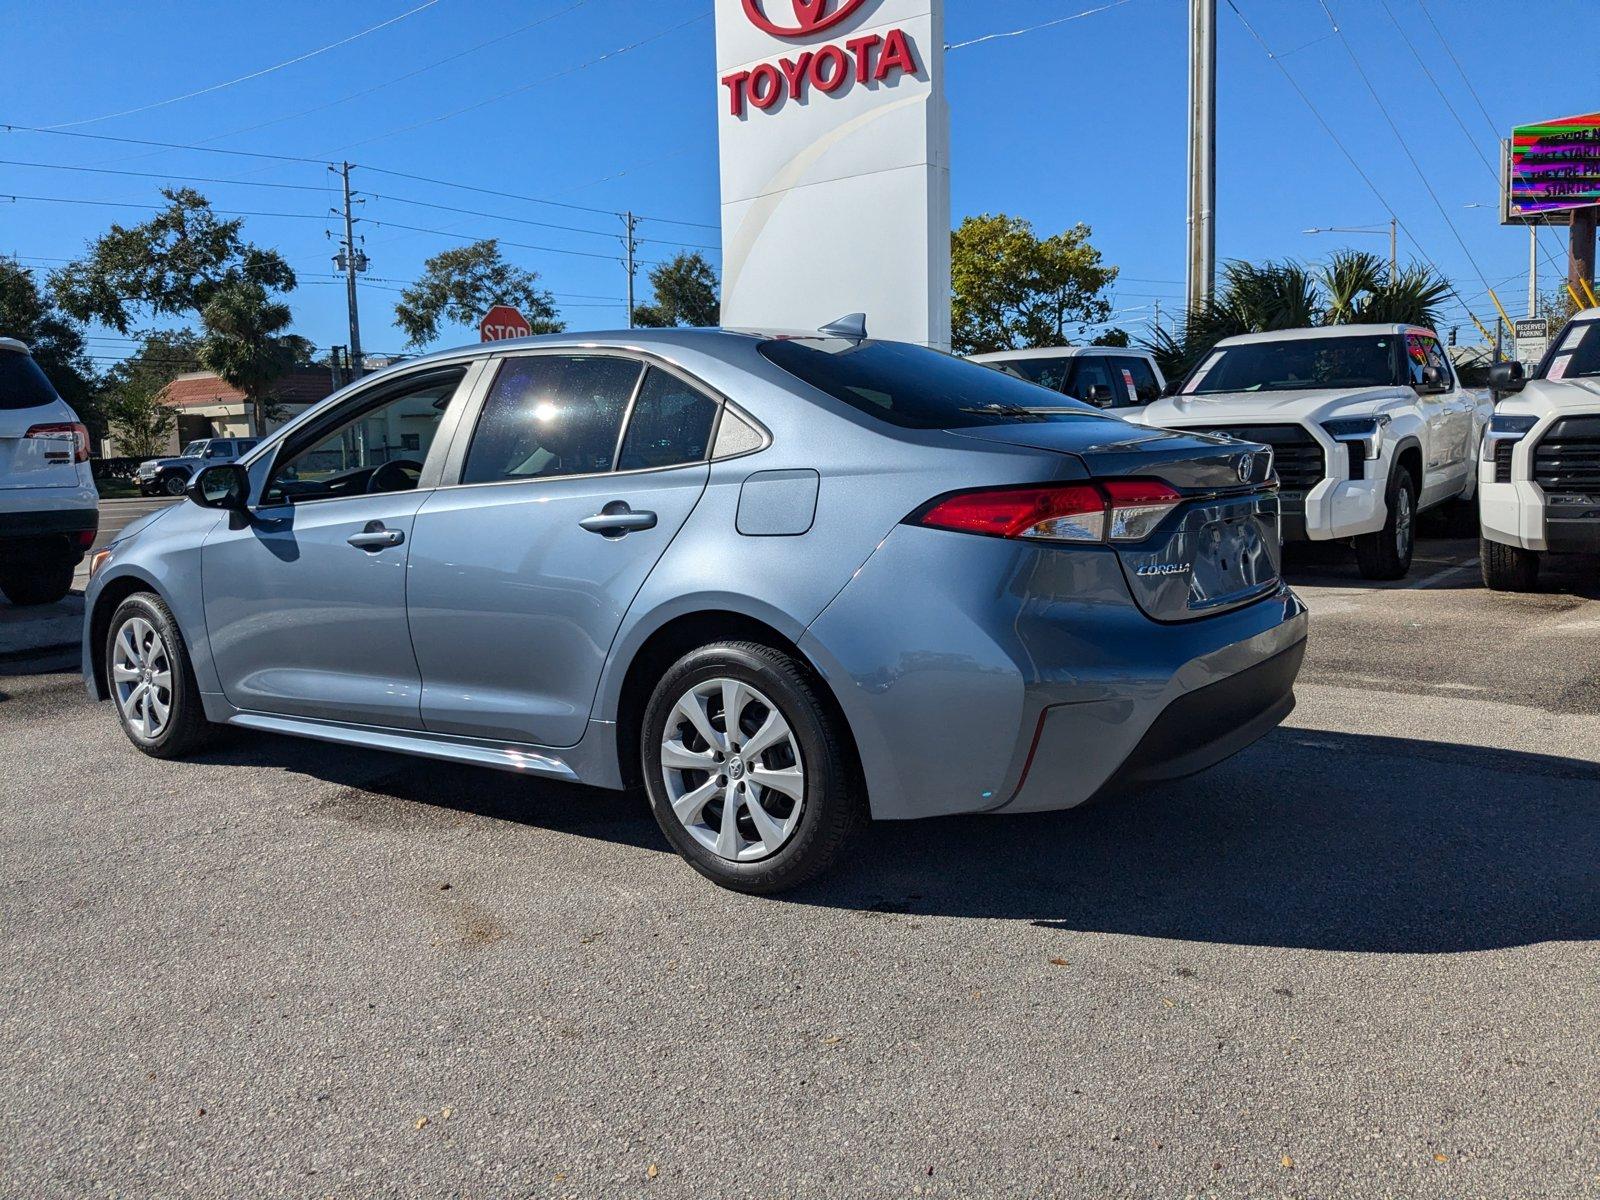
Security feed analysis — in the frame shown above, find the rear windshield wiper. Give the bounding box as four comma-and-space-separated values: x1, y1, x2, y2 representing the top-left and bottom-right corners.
959, 402, 1046, 421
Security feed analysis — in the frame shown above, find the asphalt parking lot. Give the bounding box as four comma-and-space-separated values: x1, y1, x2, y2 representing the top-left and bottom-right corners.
3, 505, 1598, 1197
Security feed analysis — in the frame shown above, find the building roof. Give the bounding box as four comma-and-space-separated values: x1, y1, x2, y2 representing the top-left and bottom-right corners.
158, 367, 335, 409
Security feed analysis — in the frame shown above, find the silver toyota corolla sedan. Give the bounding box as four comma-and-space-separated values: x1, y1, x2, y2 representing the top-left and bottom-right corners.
84, 326, 1308, 893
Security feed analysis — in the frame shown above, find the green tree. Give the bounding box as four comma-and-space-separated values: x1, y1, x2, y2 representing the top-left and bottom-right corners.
1144, 254, 1453, 382
632, 252, 720, 328
951, 215, 1117, 355
198, 283, 312, 435
52, 188, 295, 334
98, 329, 204, 457
395, 239, 562, 348
1090, 327, 1130, 347
0, 260, 100, 431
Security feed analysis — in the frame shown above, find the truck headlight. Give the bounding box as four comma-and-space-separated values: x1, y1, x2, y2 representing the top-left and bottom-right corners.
1322, 415, 1390, 461
1482, 414, 1537, 460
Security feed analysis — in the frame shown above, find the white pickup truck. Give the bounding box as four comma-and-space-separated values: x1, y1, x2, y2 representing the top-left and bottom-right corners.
1136, 324, 1492, 580
1477, 308, 1600, 590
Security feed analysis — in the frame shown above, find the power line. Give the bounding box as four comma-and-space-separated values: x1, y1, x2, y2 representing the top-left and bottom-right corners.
946, 0, 1137, 51
1222, 0, 1487, 331
1, 192, 330, 220
325, 12, 712, 154
1, 123, 331, 166
0, 157, 333, 193
174, 0, 593, 148
367, 189, 720, 252
42, 0, 447, 130
367, 216, 680, 266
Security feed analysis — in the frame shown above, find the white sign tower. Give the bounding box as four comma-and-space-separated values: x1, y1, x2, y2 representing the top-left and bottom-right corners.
715, 0, 950, 349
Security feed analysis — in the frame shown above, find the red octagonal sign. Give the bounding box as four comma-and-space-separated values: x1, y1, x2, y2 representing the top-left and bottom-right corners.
479, 304, 533, 342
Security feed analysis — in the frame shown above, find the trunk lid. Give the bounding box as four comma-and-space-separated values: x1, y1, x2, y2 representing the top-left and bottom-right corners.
0, 350, 80, 490
948, 419, 1282, 622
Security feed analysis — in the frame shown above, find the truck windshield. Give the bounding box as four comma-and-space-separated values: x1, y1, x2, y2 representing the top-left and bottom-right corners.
1187, 336, 1398, 394
759, 338, 1103, 429
179, 442, 207, 457
1540, 318, 1600, 380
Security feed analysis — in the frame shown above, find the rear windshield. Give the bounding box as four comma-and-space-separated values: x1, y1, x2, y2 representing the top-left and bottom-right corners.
1540, 318, 1600, 380
1187, 336, 1400, 394
759, 339, 1101, 429
0, 351, 61, 411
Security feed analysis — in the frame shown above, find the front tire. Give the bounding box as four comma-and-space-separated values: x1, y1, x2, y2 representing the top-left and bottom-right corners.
641, 641, 862, 894
162, 473, 188, 497
105, 593, 213, 758
1481, 536, 1541, 592
0, 560, 73, 606
1354, 466, 1418, 580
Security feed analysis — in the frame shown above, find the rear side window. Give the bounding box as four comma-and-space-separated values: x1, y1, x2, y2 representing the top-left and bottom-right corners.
462, 355, 642, 484
617, 368, 718, 471
0, 352, 60, 411
759, 339, 1101, 429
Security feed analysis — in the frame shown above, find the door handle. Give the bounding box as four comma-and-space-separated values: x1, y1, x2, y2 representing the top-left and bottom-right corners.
579, 502, 657, 537
348, 522, 405, 550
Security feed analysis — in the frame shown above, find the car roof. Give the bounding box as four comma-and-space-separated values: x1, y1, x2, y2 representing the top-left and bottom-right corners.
1215, 324, 1434, 347
969, 346, 1152, 362
0, 337, 31, 355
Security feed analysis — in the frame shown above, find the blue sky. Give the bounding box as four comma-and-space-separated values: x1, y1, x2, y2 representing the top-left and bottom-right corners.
4, 0, 1595, 368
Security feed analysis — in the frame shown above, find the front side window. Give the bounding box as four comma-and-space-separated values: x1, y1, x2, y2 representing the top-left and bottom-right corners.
1405, 334, 1450, 389
205, 441, 232, 458
1541, 318, 1600, 380
462, 355, 642, 485
265, 370, 464, 504
1067, 357, 1115, 407
1115, 356, 1163, 404
759, 339, 1103, 429
1187, 336, 1398, 394
617, 368, 718, 471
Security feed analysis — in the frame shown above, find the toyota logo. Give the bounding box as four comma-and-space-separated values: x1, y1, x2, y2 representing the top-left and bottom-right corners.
742, 0, 871, 37
1236, 453, 1255, 484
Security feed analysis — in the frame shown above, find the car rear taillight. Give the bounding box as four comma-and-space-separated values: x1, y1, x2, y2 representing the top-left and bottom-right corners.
26, 422, 90, 464
913, 480, 1182, 545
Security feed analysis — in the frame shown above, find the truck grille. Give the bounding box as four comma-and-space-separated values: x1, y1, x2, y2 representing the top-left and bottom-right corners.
1185, 424, 1325, 492
1533, 417, 1600, 493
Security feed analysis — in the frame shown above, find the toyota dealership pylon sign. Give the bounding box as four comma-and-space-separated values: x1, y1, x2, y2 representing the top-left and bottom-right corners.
716, 0, 950, 348
479, 304, 533, 342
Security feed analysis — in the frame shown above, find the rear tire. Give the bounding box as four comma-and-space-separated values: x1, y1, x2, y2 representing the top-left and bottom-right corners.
641, 641, 862, 894
1354, 466, 1418, 581
105, 593, 214, 759
1480, 536, 1541, 592
0, 560, 74, 606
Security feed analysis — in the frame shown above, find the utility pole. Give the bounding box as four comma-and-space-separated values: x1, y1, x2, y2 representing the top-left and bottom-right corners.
1186, 0, 1216, 314
1388, 217, 1397, 282
1528, 226, 1538, 319
622, 211, 640, 329
1152, 300, 1162, 338
336, 162, 366, 380
1571, 207, 1596, 308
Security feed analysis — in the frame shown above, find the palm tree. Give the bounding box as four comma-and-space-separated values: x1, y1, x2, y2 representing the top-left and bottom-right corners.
198, 282, 311, 435
1145, 253, 1453, 384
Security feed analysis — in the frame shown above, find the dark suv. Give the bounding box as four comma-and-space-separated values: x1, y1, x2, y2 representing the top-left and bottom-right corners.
136, 437, 260, 496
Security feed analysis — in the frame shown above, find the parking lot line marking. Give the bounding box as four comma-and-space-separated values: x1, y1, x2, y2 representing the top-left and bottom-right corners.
1405, 558, 1479, 590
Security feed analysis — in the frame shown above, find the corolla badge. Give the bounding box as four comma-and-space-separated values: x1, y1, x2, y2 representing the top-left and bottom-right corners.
1136, 563, 1191, 577
742, 0, 870, 37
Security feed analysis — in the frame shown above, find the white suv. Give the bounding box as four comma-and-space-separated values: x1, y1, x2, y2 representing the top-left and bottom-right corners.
1477, 309, 1600, 590
0, 338, 98, 606
1136, 324, 1491, 580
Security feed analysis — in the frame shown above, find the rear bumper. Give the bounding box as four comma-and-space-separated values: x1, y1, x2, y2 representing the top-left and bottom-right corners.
0, 495, 98, 565
801, 523, 1309, 821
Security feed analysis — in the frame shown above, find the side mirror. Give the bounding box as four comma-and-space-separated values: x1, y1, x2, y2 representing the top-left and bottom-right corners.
1420, 364, 1450, 393
187, 462, 250, 511
1488, 361, 1526, 395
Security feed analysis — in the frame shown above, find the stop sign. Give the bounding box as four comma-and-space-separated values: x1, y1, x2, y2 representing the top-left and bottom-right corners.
479, 304, 533, 342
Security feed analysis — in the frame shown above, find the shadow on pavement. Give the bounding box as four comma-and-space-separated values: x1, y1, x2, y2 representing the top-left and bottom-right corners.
182, 720, 1600, 954
784, 728, 1600, 954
